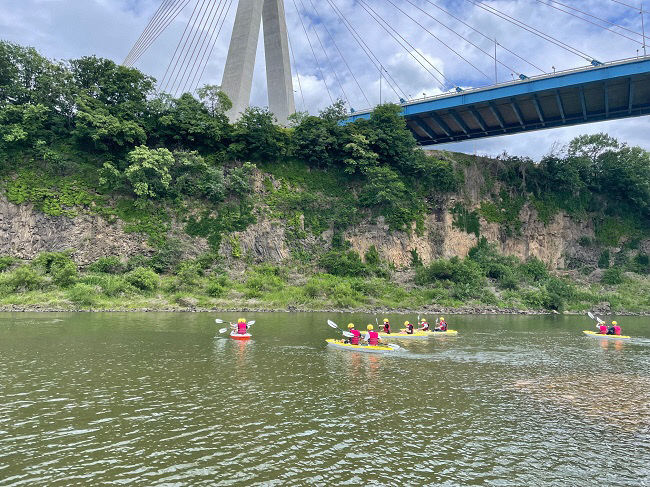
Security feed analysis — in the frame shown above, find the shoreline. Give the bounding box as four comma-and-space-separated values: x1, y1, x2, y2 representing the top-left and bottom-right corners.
1, 304, 648, 316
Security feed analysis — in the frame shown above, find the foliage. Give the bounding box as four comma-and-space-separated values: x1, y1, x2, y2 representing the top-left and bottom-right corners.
32, 251, 78, 287
0, 256, 16, 272
125, 267, 159, 291
601, 267, 624, 285
67, 283, 98, 305
598, 249, 611, 269
319, 249, 367, 277
87, 256, 125, 274
124, 145, 173, 199
4, 266, 44, 292
450, 203, 480, 237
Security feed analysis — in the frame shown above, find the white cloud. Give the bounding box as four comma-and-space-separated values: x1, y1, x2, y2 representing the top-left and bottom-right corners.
1, 0, 648, 157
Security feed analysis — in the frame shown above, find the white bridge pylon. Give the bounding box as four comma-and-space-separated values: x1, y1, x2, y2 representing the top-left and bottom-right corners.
221, 0, 295, 124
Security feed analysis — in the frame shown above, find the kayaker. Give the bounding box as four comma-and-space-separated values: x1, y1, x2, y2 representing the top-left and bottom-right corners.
404, 321, 414, 334
420, 318, 430, 331
436, 317, 448, 332
382, 318, 391, 334
613, 321, 622, 336
364, 324, 380, 345
347, 323, 361, 345
236, 318, 248, 335
597, 321, 608, 334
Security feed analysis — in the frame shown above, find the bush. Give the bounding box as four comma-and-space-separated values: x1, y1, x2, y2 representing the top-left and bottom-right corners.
598, 250, 610, 269
364, 246, 381, 266
125, 267, 159, 291
519, 257, 549, 282
415, 259, 454, 283
88, 256, 124, 274
319, 250, 367, 277
497, 270, 519, 290
545, 277, 576, 311
601, 267, 624, 285
206, 277, 229, 298
522, 289, 550, 309
67, 283, 98, 306
0, 256, 16, 272
7, 266, 44, 292
628, 253, 649, 274
32, 251, 78, 287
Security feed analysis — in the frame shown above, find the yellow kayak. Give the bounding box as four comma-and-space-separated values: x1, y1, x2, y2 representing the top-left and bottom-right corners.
583, 330, 631, 340
325, 339, 398, 354
392, 329, 458, 337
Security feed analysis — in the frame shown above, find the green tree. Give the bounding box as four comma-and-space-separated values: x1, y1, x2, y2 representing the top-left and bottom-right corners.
196, 84, 232, 116
124, 145, 174, 199
230, 107, 286, 161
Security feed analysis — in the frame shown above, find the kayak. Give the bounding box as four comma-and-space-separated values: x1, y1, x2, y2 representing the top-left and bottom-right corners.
394, 329, 458, 337
231, 331, 252, 341
326, 339, 398, 354
583, 330, 630, 340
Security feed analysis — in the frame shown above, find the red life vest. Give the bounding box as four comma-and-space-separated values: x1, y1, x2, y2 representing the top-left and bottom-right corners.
614, 325, 622, 335
368, 331, 379, 345
598, 324, 607, 334
383, 323, 390, 333
439, 321, 447, 331
237, 322, 248, 334
350, 329, 361, 345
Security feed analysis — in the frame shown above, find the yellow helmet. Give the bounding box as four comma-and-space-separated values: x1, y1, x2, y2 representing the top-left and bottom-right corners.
367, 324, 374, 330
383, 318, 389, 323
612, 321, 618, 325
238, 318, 246, 323
440, 317, 444, 321
348, 323, 355, 329
421, 318, 426, 322
404, 321, 410, 325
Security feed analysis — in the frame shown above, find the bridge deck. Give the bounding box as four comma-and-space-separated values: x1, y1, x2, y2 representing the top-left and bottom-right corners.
347, 57, 650, 145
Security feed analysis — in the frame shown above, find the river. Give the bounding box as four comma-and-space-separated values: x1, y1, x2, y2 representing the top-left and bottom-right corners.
0, 312, 648, 486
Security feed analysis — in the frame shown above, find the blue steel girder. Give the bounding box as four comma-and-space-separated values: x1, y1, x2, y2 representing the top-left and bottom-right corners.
346, 57, 650, 145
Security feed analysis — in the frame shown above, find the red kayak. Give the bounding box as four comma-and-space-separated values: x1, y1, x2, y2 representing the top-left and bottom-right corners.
230, 331, 252, 341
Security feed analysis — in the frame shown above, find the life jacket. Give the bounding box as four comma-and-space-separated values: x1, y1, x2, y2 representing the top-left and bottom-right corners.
237, 322, 248, 334
350, 329, 361, 345
439, 321, 447, 331
421, 322, 429, 331
598, 324, 608, 334
383, 323, 390, 333
406, 324, 414, 334
607, 326, 615, 335
368, 331, 379, 346
614, 325, 622, 335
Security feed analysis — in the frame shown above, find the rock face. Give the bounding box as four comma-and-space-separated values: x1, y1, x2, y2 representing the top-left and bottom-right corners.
0, 195, 152, 265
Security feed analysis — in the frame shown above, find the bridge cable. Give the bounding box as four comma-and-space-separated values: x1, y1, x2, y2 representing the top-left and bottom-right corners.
193, 0, 235, 92
287, 31, 307, 111
608, 0, 641, 10
180, 0, 229, 94
123, 0, 175, 65
298, 0, 351, 107
463, 0, 597, 63
420, 0, 545, 73
164, 0, 212, 94
307, 0, 371, 107
536, 0, 647, 45
356, 0, 450, 88
291, 0, 334, 105
127, 0, 194, 67
160, 0, 206, 92
325, 0, 406, 101
172, 0, 225, 95
124, 0, 179, 66
398, 0, 525, 77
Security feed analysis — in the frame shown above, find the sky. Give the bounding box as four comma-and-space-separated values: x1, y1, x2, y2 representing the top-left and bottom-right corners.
1, 0, 649, 159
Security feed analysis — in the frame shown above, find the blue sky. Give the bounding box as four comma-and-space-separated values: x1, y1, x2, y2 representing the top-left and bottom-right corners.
1, 0, 649, 158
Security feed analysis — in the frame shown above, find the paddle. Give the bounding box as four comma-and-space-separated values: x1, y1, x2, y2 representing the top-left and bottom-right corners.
215, 319, 256, 326
327, 319, 355, 338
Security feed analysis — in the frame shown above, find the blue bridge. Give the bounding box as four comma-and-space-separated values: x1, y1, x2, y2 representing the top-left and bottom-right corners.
347, 56, 650, 145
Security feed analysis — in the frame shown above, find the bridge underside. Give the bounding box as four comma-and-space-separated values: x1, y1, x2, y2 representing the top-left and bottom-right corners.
348, 58, 650, 145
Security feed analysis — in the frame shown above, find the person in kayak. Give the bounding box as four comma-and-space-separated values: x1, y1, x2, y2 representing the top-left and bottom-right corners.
597, 321, 608, 334
420, 318, 430, 332
382, 318, 391, 334
435, 317, 448, 332
404, 321, 414, 334
607, 321, 621, 335
364, 324, 380, 345
346, 323, 361, 345
235, 318, 248, 335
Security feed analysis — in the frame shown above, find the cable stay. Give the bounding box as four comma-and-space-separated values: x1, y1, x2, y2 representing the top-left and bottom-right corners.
608, 0, 642, 10
297, 0, 350, 107
420, 0, 545, 74
356, 0, 450, 89
171, 0, 225, 95
179, 0, 228, 94
325, 0, 406, 101
464, 0, 600, 64
189, 0, 233, 92
123, 0, 175, 65
307, 0, 370, 107
288, 31, 306, 111
397, 0, 526, 78
127, 0, 194, 67
291, 0, 334, 105
536, 0, 647, 45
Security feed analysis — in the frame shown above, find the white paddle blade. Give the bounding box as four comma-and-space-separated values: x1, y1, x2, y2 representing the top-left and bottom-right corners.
215, 319, 224, 324
597, 316, 605, 324
587, 312, 595, 320
218, 328, 227, 334
342, 331, 354, 338
248, 320, 256, 325
327, 320, 339, 329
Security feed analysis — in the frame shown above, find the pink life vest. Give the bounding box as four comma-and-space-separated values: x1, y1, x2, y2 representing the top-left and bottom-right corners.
614, 325, 622, 335
350, 329, 361, 345
599, 324, 608, 334
368, 331, 379, 346
237, 322, 248, 334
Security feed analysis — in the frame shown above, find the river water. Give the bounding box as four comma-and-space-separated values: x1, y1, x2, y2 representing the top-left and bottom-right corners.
0, 312, 648, 486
